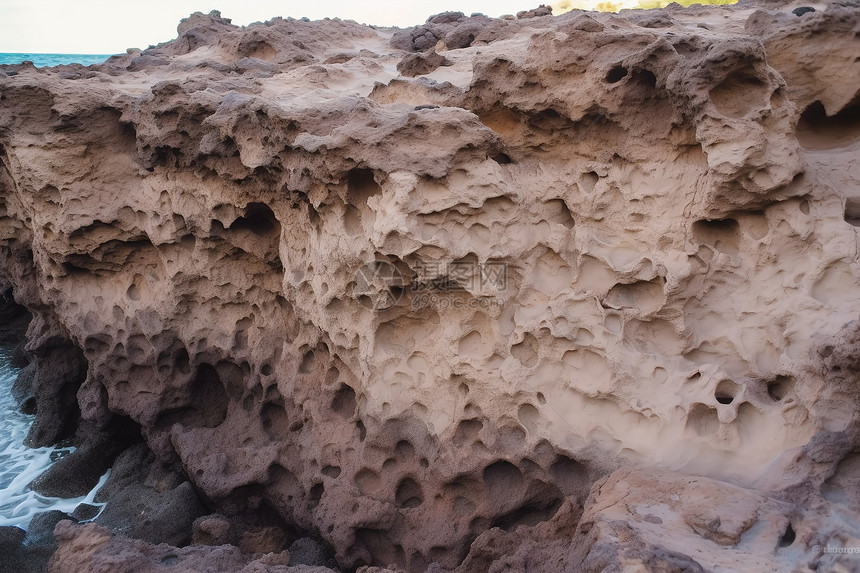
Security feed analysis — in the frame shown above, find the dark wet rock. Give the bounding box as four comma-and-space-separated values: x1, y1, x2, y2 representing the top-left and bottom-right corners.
0, 512, 76, 573
288, 537, 337, 568
27, 511, 75, 547
30, 417, 140, 498
24, 342, 87, 448
0, 526, 27, 573
94, 444, 206, 546
0, 288, 31, 347
71, 504, 101, 522
11, 361, 35, 407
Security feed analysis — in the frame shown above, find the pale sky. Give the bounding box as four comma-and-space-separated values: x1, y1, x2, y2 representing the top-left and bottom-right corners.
0, 0, 640, 54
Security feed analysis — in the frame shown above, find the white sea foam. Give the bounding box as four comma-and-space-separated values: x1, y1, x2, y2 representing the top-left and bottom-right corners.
0, 347, 108, 529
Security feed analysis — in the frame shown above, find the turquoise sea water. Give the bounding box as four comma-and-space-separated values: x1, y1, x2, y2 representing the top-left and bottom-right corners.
0, 53, 113, 67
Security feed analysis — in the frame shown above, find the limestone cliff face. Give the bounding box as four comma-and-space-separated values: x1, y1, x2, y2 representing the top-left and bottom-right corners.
1, 2, 859, 571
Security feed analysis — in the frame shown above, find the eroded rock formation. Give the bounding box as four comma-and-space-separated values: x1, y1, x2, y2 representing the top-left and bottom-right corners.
1, 1, 859, 571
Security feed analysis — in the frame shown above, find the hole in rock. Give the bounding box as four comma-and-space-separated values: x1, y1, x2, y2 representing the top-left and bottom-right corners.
779, 523, 796, 547
767, 375, 794, 402
395, 477, 424, 508
261, 402, 290, 440
517, 404, 540, 434
322, 465, 341, 478
332, 384, 357, 418
715, 380, 739, 405
126, 283, 141, 301
175, 348, 190, 374
230, 202, 279, 237
544, 198, 575, 229
153, 363, 229, 430
238, 38, 277, 61
491, 152, 512, 165
21, 397, 37, 415
604, 278, 665, 312
453, 419, 483, 447
631, 68, 657, 88
742, 210, 769, 240
354, 468, 381, 495
216, 360, 248, 401
395, 440, 415, 458
845, 198, 860, 227
511, 333, 539, 368
580, 171, 599, 193
299, 350, 315, 374
686, 403, 719, 436
309, 482, 324, 507
693, 218, 740, 255
606, 66, 628, 83
355, 529, 404, 569
529, 108, 572, 131
796, 100, 860, 149
344, 204, 362, 236
709, 68, 769, 118
491, 497, 563, 532
483, 461, 523, 498
186, 364, 229, 428
347, 168, 382, 206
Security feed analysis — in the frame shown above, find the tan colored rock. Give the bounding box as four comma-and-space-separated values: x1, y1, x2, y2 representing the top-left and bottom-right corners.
572, 467, 860, 572
0, 2, 859, 571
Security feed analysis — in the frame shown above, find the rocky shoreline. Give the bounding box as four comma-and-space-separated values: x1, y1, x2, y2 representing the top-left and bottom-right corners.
0, 302, 341, 573
1, 1, 859, 571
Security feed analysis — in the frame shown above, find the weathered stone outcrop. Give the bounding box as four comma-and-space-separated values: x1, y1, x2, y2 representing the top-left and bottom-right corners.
1, 1, 859, 571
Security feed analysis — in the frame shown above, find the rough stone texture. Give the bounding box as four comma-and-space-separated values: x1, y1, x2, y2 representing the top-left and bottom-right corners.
92, 443, 207, 547
0, 288, 31, 348
29, 416, 140, 498
0, 512, 75, 573
49, 520, 336, 573
0, 2, 858, 571
0, 526, 28, 573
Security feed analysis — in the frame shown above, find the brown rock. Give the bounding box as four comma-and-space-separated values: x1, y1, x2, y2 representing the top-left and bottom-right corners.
0, 2, 858, 572
48, 520, 321, 573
